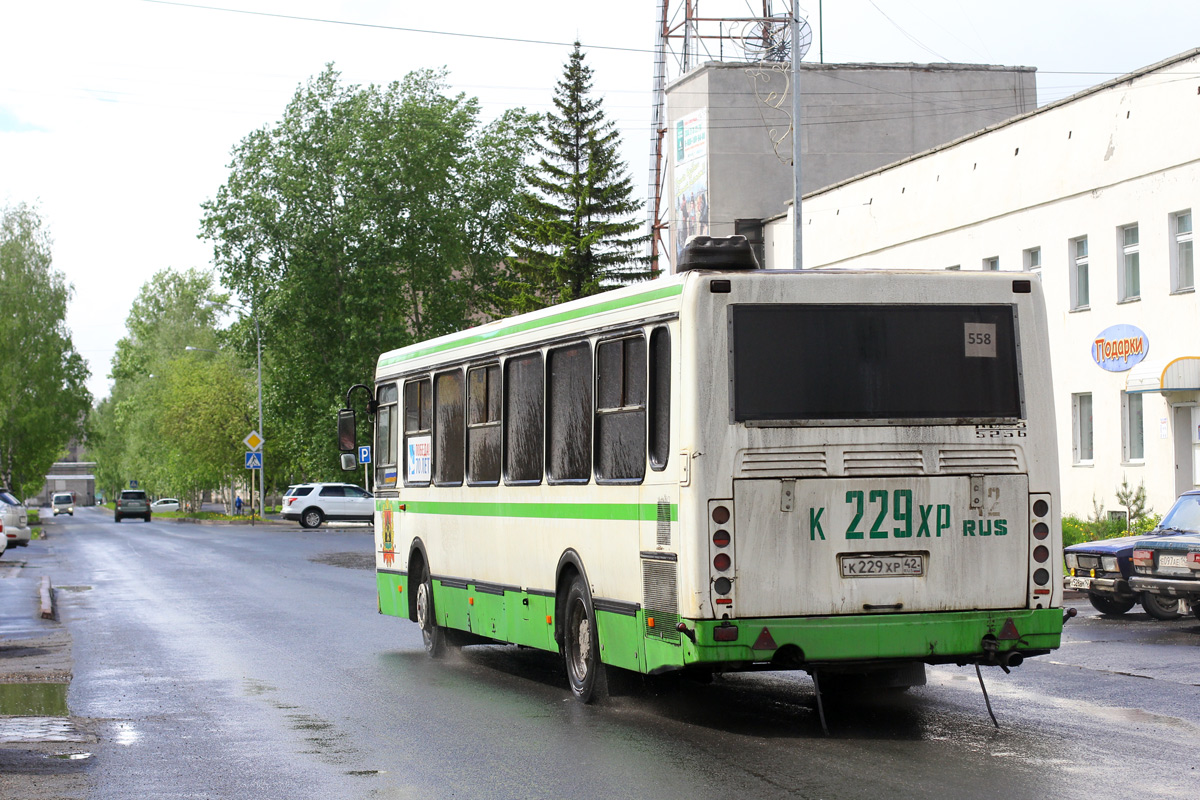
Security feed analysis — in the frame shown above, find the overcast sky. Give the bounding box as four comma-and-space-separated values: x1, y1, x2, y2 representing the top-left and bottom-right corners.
3, 0, 1200, 402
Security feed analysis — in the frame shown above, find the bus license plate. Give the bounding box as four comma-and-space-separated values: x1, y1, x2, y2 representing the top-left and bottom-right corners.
1159, 554, 1188, 568
840, 554, 924, 578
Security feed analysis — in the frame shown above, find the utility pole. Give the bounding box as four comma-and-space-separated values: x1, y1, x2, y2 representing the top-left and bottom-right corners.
792, 6, 803, 269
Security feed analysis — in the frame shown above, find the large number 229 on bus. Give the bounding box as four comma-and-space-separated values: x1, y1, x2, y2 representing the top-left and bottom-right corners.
338, 235, 1063, 704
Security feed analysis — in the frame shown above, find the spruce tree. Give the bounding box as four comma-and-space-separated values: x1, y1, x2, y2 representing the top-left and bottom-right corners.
507, 42, 652, 311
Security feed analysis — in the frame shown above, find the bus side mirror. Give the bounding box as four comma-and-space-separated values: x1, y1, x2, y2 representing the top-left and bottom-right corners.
339, 452, 357, 471
337, 408, 357, 452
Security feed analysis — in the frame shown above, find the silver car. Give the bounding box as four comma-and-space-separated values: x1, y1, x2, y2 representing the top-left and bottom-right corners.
1, 489, 32, 547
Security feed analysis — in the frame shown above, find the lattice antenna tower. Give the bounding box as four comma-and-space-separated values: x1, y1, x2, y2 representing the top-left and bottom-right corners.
649, 2, 811, 268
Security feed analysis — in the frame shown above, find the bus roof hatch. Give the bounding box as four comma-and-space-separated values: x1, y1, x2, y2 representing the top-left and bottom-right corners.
678, 235, 760, 272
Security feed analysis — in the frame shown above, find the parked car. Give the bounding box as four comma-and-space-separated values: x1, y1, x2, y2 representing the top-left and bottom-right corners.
1127, 491, 1200, 621
115, 489, 151, 523
281, 483, 373, 529
0, 488, 32, 547
1065, 531, 1187, 619
150, 498, 180, 513
52, 492, 75, 516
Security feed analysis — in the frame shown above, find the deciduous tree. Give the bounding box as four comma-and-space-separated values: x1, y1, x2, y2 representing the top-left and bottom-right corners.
200, 65, 536, 477
0, 204, 91, 496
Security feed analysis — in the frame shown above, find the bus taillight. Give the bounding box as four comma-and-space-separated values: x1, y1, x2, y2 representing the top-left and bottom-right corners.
1028, 493, 1056, 607
708, 500, 736, 612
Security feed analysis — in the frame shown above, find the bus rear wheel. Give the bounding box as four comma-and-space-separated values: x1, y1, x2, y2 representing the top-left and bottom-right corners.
562, 576, 600, 703
416, 566, 446, 658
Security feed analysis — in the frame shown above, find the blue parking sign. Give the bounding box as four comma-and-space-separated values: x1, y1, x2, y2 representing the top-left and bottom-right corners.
358, 446, 371, 464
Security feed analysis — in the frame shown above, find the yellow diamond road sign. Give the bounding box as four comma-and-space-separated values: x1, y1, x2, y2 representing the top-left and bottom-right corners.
244, 431, 263, 451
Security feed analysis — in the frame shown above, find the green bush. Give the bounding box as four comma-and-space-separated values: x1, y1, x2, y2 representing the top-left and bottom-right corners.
1063, 511, 1164, 547
1062, 515, 1092, 548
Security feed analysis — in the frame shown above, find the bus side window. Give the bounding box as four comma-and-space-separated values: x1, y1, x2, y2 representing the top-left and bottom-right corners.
467, 365, 501, 485
547, 342, 592, 484
434, 369, 465, 487
648, 327, 670, 471
375, 383, 399, 486
403, 377, 432, 485
595, 335, 647, 483
504, 352, 544, 485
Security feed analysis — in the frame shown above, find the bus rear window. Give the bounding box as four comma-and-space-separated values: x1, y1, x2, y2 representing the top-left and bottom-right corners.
731, 304, 1022, 422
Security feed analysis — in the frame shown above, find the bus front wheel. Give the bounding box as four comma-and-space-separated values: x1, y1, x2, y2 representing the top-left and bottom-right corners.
562, 576, 600, 703
416, 566, 447, 658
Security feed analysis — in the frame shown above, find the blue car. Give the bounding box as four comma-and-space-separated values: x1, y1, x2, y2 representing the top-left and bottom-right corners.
1065, 490, 1200, 619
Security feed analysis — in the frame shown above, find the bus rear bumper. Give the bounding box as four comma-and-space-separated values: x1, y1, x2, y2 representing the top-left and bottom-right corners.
681, 608, 1063, 669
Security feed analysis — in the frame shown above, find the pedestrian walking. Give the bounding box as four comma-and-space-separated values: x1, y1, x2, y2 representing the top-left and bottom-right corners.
235, 495, 243, 515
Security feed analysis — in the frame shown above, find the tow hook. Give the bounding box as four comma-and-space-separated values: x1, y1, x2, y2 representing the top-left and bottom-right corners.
675, 622, 696, 643
1063, 607, 1077, 625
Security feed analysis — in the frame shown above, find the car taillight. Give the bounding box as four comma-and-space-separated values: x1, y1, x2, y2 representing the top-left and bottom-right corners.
1188, 552, 1200, 570
1131, 549, 1153, 567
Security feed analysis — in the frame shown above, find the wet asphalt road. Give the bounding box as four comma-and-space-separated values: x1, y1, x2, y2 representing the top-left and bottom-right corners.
44, 507, 1200, 799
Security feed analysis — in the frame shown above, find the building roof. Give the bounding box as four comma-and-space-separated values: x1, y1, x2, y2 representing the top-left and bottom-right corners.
802, 47, 1200, 201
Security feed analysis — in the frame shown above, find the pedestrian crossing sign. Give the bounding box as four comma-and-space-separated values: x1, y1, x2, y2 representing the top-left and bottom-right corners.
245, 451, 263, 469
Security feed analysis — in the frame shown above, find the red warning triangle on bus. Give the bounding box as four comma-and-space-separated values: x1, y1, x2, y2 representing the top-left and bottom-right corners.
998, 618, 1021, 641
752, 627, 778, 651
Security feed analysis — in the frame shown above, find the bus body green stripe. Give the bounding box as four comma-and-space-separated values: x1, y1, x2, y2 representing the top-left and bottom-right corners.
380, 499, 677, 522
378, 283, 684, 368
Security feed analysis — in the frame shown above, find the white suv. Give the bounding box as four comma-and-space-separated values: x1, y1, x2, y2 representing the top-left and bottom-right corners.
1, 489, 32, 548
281, 483, 374, 529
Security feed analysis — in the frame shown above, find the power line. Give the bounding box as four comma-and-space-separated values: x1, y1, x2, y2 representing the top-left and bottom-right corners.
140, 0, 1163, 81
142, 0, 653, 55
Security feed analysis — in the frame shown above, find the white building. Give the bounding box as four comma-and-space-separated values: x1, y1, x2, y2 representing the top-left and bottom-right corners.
763, 48, 1200, 519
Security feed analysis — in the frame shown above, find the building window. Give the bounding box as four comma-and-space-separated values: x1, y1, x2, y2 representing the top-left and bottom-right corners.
595, 334, 646, 483
504, 353, 544, 484
374, 383, 398, 487
1172, 210, 1194, 292
1122, 391, 1145, 462
1119, 224, 1140, 301
466, 364, 501, 485
1072, 392, 1093, 463
983, 256, 999, 271
1024, 247, 1041, 273
1070, 236, 1089, 310
546, 342, 592, 484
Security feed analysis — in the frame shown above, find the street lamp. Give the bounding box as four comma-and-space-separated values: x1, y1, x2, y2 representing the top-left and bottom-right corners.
189, 302, 264, 522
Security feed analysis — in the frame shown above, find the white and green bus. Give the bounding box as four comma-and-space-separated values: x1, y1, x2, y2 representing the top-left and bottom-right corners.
341, 236, 1063, 703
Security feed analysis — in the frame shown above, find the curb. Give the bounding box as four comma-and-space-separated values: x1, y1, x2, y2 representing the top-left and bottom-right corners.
38, 576, 56, 620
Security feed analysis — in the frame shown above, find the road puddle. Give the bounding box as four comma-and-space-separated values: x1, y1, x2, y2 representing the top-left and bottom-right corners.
0, 682, 68, 716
